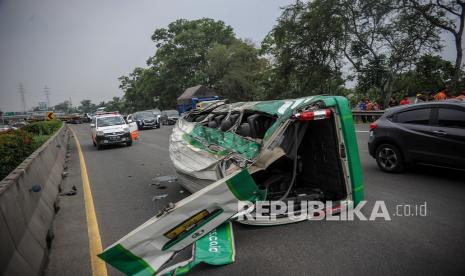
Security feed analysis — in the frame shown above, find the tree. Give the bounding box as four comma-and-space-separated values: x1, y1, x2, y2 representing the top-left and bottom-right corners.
261, 0, 346, 99
119, 67, 159, 112
401, 0, 465, 92
149, 18, 236, 107
53, 101, 73, 113
207, 40, 268, 101
391, 54, 459, 96
78, 99, 96, 114
105, 97, 125, 113
119, 18, 264, 110
341, 0, 442, 106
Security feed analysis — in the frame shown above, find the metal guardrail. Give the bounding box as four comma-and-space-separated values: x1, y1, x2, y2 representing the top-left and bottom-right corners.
351, 110, 385, 123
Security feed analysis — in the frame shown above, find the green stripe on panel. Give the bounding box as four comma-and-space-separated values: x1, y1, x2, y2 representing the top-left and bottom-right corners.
225, 169, 259, 202
98, 244, 155, 276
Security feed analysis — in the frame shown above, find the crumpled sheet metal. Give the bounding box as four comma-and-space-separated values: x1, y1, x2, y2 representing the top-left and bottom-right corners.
170, 119, 223, 181
98, 170, 261, 276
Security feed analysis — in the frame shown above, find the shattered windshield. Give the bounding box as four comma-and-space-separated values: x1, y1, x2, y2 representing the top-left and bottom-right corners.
97, 116, 125, 127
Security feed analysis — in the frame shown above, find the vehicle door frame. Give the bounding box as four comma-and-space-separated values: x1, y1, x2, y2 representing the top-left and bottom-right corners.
429, 104, 465, 166
392, 105, 436, 163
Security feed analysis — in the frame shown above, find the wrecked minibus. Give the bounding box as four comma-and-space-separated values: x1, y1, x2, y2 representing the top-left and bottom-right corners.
170, 95, 364, 224
99, 96, 364, 275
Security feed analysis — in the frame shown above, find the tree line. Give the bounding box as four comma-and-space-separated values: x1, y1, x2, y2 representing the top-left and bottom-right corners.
67, 0, 465, 113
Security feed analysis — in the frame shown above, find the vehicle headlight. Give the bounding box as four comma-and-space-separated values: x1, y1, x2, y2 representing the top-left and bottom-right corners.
123, 127, 130, 132
96, 131, 105, 136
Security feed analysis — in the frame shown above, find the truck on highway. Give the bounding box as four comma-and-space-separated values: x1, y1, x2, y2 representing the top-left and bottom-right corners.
176, 95, 220, 114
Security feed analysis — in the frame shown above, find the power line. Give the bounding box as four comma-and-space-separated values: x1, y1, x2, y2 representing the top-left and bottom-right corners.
44, 85, 51, 108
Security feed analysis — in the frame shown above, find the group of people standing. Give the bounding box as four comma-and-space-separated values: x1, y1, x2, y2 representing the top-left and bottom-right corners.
391, 90, 465, 107
354, 90, 465, 123
358, 90, 465, 111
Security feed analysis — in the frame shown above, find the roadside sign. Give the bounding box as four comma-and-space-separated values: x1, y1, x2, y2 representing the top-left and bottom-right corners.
46, 112, 55, 121
5, 112, 15, 116
38, 102, 47, 111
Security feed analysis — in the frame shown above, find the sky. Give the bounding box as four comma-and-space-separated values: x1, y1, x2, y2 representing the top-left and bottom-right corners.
0, 0, 461, 112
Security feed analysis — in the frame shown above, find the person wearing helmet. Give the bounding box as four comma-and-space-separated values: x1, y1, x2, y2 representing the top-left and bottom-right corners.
414, 93, 426, 103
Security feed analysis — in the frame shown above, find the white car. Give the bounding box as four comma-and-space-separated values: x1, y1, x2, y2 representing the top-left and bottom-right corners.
90, 113, 132, 150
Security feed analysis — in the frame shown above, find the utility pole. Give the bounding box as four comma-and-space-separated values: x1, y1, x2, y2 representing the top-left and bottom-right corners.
18, 82, 26, 113
44, 85, 51, 109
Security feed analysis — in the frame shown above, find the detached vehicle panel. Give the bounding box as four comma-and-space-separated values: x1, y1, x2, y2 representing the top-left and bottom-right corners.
169, 95, 364, 225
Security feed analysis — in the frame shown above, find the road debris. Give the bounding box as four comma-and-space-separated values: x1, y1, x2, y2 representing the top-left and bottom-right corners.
152, 175, 177, 184
60, 185, 77, 196
151, 194, 168, 201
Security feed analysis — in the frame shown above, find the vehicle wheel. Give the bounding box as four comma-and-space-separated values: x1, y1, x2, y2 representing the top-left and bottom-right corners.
97, 142, 102, 150
375, 144, 404, 173
126, 141, 133, 147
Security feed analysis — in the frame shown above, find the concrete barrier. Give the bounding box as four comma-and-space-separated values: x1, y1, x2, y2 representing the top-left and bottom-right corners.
0, 124, 70, 275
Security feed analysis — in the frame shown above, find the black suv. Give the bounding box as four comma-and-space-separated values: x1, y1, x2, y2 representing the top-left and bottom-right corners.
368, 100, 465, 172
127, 111, 160, 130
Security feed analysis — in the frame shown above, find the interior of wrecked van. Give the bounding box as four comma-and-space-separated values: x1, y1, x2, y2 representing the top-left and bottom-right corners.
185, 106, 348, 205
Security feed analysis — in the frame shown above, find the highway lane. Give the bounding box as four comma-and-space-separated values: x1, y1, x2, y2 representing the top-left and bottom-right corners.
48, 124, 465, 276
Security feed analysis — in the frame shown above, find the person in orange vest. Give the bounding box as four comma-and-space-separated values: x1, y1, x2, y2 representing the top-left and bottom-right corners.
455, 91, 465, 100
399, 96, 410, 105
434, 90, 447, 101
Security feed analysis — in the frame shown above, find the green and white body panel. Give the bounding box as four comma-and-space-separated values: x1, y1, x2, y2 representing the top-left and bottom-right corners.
158, 222, 235, 275
99, 170, 262, 275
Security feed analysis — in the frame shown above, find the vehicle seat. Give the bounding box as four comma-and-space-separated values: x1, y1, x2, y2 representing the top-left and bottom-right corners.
237, 123, 251, 137
220, 118, 232, 131
195, 115, 207, 122
207, 120, 218, 128
214, 115, 225, 127
229, 114, 240, 125
247, 114, 273, 139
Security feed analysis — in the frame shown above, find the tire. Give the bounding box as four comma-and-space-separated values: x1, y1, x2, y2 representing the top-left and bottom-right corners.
97, 142, 103, 150
126, 140, 133, 146
375, 143, 404, 173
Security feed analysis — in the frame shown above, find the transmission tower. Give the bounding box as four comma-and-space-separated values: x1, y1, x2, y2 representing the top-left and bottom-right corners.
18, 83, 26, 112
44, 85, 51, 108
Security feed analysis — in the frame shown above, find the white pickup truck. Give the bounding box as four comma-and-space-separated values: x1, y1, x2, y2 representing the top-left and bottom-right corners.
90, 113, 132, 150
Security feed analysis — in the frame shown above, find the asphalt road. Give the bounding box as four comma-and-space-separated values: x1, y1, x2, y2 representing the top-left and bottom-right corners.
46, 124, 465, 276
